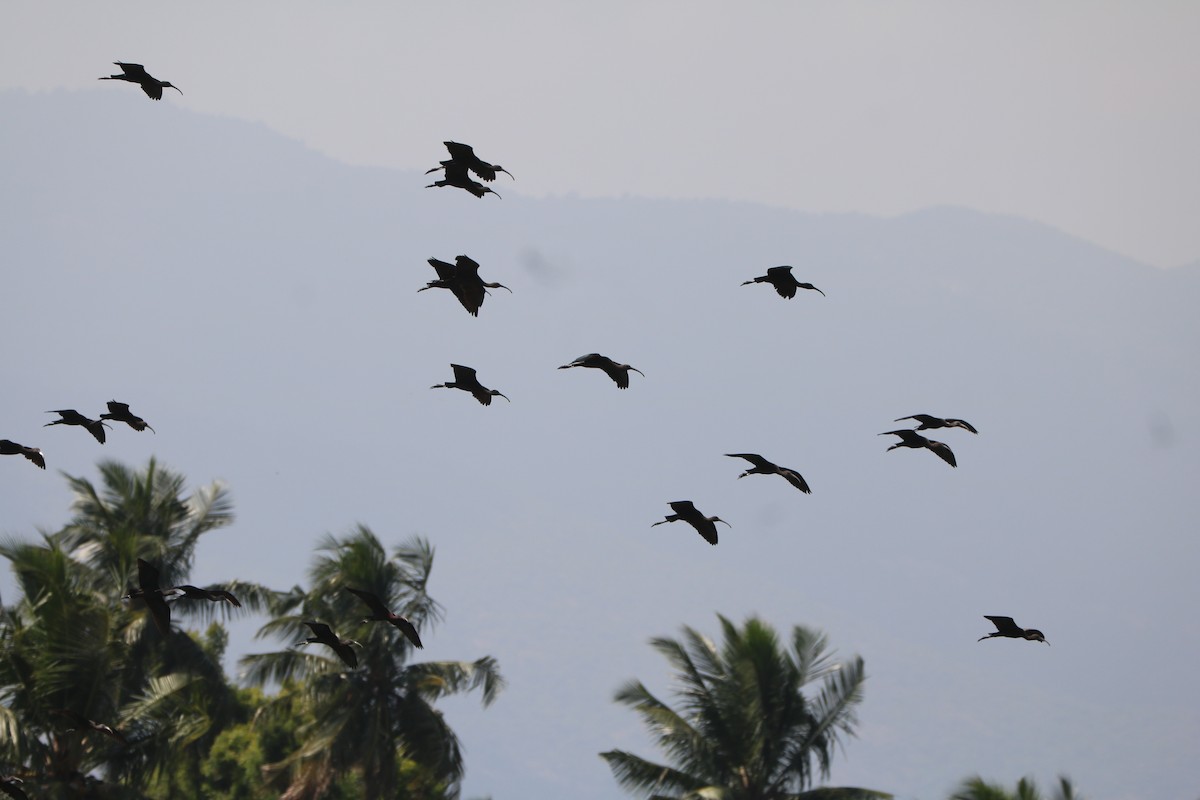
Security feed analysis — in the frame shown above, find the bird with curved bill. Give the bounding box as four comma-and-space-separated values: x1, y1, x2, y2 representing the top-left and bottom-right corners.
99, 62, 181, 100
0, 439, 45, 469
726, 453, 811, 493
426, 160, 501, 198
558, 353, 645, 389
426, 141, 514, 182
345, 587, 423, 649
298, 621, 361, 668
651, 501, 730, 545
879, 429, 957, 467
741, 266, 825, 299
431, 364, 510, 406
101, 400, 156, 433
895, 414, 977, 434
978, 615, 1049, 645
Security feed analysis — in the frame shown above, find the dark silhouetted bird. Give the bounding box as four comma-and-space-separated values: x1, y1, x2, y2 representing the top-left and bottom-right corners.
895, 414, 978, 434
879, 429, 957, 467
45, 410, 108, 444
419, 256, 511, 317
0, 776, 28, 800
978, 615, 1049, 645
345, 587, 423, 649
99, 62, 181, 100
298, 621, 360, 668
651, 501, 730, 545
52, 709, 129, 744
427, 141, 514, 182
100, 400, 156, 433
431, 364, 509, 406
168, 584, 241, 607
123, 558, 172, 634
741, 266, 825, 299
725, 453, 811, 493
558, 353, 645, 389
0, 440, 45, 470
426, 160, 501, 198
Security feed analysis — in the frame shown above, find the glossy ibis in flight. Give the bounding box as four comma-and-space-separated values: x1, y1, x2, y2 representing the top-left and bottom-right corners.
879, 429, 957, 467
978, 615, 1049, 645
345, 587, 423, 648
0, 440, 45, 469
558, 353, 644, 389
298, 621, 360, 668
651, 501, 730, 545
100, 401, 156, 433
99, 62, 181, 100
431, 364, 509, 406
52, 709, 128, 744
725, 453, 811, 493
741, 266, 825, 299
426, 160, 501, 199
168, 584, 241, 607
123, 558, 172, 634
427, 141, 514, 182
419, 256, 511, 317
895, 414, 978, 434
44, 410, 108, 444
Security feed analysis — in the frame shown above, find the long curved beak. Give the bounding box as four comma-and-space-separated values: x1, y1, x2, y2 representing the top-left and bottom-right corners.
630, 367, 646, 377
716, 518, 732, 528
497, 392, 511, 403
500, 168, 515, 180
493, 282, 512, 293
170, 86, 183, 95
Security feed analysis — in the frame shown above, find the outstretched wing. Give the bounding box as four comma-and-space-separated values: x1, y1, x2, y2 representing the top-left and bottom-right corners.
984, 615, 1022, 635
779, 468, 812, 494
115, 62, 150, 79
667, 500, 698, 516
450, 364, 478, 384
726, 452, 772, 470
346, 586, 391, 617
137, 558, 162, 592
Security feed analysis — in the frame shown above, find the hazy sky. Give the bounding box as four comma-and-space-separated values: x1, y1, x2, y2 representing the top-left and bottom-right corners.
3, 7, 1199, 800
2, 3, 1198, 267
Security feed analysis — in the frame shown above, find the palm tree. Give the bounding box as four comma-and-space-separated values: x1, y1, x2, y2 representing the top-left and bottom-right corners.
950, 775, 1082, 800
601, 615, 890, 800
0, 459, 266, 797
240, 526, 504, 800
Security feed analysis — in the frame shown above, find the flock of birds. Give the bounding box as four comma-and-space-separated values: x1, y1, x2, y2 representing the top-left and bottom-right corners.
0, 60, 1061, 796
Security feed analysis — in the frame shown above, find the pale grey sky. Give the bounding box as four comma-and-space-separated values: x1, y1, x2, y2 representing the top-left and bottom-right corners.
3, 6, 1199, 800
2, 2, 1198, 267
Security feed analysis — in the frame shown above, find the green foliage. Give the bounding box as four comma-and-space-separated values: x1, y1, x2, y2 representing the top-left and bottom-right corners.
601, 615, 890, 800
950, 775, 1083, 800
240, 525, 504, 800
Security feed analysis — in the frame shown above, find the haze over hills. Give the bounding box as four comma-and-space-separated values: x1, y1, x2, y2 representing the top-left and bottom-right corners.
2, 90, 1197, 800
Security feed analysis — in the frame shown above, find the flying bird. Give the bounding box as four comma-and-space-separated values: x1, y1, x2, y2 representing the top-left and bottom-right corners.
427, 141, 514, 182
431, 364, 509, 406
651, 501, 730, 545
977, 615, 1049, 645
99, 62, 181, 100
100, 401, 156, 433
879, 429, 957, 467
725, 453, 811, 493
45, 410, 108, 444
426, 160, 501, 198
0, 440, 45, 469
895, 414, 978, 434
168, 584, 241, 607
298, 621, 360, 668
419, 256, 511, 317
52, 709, 129, 744
558, 353, 645, 389
345, 587, 423, 649
123, 558, 172, 634
741, 266, 825, 299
